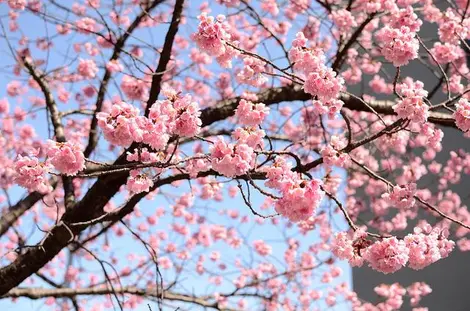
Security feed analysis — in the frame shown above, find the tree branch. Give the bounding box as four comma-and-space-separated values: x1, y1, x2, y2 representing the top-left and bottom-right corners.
144, 0, 185, 115
21, 58, 74, 208
84, 0, 166, 157
0, 179, 57, 238
2, 286, 239, 311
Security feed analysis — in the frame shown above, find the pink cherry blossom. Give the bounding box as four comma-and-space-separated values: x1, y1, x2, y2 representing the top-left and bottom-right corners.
363, 237, 409, 274
275, 179, 324, 222
97, 101, 140, 146
321, 136, 350, 167
405, 224, 455, 270
121, 75, 149, 101
407, 282, 432, 306
236, 56, 268, 87
330, 9, 357, 34
393, 79, 429, 123
126, 169, 154, 194
8, 0, 26, 10
376, 26, 419, 67
46, 140, 85, 175
14, 155, 51, 193
235, 99, 269, 126
430, 42, 461, 64
304, 67, 344, 102
454, 98, 470, 132
382, 183, 416, 209
77, 58, 99, 79
232, 127, 265, 148
192, 13, 232, 57
289, 32, 325, 73
332, 228, 368, 267
210, 137, 254, 177
253, 240, 272, 256
438, 9, 469, 45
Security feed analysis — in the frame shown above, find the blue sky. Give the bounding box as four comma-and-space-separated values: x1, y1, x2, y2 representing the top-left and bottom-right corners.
0, 1, 352, 310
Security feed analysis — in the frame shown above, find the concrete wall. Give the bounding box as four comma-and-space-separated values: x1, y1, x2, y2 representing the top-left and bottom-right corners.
352, 126, 470, 311
351, 2, 470, 309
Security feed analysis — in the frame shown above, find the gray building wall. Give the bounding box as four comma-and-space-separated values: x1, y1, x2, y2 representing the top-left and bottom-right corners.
351, 2, 470, 309
352, 126, 470, 311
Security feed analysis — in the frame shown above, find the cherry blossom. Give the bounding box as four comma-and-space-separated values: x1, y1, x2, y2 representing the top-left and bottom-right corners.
363, 237, 409, 274
393, 78, 429, 123
274, 179, 324, 222
382, 183, 417, 209
454, 98, 470, 132
235, 99, 269, 126
376, 26, 419, 67
77, 58, 99, 79
97, 101, 140, 146
14, 155, 51, 193
210, 137, 254, 177
126, 169, 154, 194
46, 140, 85, 175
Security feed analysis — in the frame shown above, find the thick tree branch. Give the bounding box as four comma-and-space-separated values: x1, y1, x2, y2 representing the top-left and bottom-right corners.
201, 85, 457, 128
84, 0, 166, 157
21, 58, 74, 208
2, 286, 239, 311
0, 179, 57, 238
22, 58, 66, 142
144, 0, 185, 115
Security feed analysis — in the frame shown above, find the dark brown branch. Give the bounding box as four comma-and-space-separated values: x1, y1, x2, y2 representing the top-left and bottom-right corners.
332, 15, 375, 71
84, 0, 166, 158
144, 0, 185, 116
0, 180, 56, 238
22, 58, 66, 142
21, 58, 74, 208
2, 286, 239, 311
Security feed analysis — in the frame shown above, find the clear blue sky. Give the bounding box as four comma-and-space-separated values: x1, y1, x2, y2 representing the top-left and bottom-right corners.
0, 1, 352, 310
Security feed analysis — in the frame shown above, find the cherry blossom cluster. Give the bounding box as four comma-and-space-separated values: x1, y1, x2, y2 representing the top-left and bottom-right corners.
407, 282, 432, 306
332, 228, 369, 267
454, 98, 470, 133
97, 89, 202, 149
321, 136, 350, 168
373, 283, 406, 310
14, 155, 51, 194
14, 139, 85, 193
77, 58, 99, 79
405, 223, 455, 270
382, 183, 416, 209
234, 99, 269, 126
289, 32, 344, 113
208, 98, 271, 178
236, 56, 268, 87
375, 26, 419, 67
191, 13, 239, 68
126, 169, 154, 194
393, 78, 429, 123
438, 8, 470, 45
121, 75, 149, 101
330, 9, 357, 34
210, 137, 254, 178
261, 157, 324, 222
46, 140, 85, 176
333, 222, 455, 274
